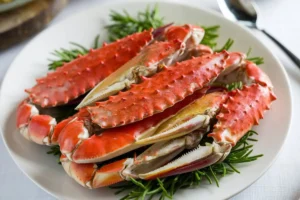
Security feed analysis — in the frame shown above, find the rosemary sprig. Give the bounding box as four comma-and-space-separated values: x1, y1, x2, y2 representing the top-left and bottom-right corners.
215, 38, 234, 52
248, 56, 264, 65
201, 25, 220, 49
48, 35, 101, 70
246, 47, 264, 65
226, 81, 243, 91
111, 131, 263, 200
47, 145, 61, 164
48, 43, 87, 70
106, 5, 163, 42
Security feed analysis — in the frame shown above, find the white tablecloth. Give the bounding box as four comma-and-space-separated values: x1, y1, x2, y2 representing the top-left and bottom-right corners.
0, 0, 299, 199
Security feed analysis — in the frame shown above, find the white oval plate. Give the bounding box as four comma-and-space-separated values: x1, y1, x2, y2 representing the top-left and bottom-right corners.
0, 0, 292, 199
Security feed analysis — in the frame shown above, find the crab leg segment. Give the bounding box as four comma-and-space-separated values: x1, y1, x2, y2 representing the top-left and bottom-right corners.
61, 155, 132, 188
25, 30, 153, 108
139, 142, 231, 180
77, 25, 205, 109
58, 89, 207, 163
123, 131, 204, 179
16, 99, 56, 145
89, 50, 230, 128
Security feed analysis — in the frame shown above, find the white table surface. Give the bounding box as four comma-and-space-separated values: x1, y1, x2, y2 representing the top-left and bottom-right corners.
0, 0, 299, 199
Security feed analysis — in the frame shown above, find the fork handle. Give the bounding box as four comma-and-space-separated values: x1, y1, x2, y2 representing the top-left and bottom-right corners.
261, 29, 300, 68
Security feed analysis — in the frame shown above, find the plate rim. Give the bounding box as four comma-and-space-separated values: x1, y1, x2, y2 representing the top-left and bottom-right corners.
0, 0, 293, 199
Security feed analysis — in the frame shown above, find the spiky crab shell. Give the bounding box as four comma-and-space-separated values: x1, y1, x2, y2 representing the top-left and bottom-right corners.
88, 51, 230, 128
16, 99, 57, 145
26, 30, 153, 107
209, 62, 277, 145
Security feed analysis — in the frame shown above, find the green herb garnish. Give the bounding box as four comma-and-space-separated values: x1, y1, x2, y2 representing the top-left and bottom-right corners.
216, 38, 234, 52
248, 56, 264, 65
106, 5, 163, 42
48, 35, 101, 70
246, 47, 264, 65
226, 81, 243, 91
201, 25, 220, 49
47, 145, 61, 164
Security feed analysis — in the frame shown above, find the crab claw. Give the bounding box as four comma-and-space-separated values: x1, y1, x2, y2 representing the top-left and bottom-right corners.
139, 142, 231, 180
16, 99, 57, 145
123, 131, 204, 179
76, 25, 205, 109
61, 155, 131, 188
136, 91, 228, 145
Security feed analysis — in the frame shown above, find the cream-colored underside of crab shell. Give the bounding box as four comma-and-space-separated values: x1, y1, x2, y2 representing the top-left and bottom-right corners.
136, 115, 210, 144
139, 144, 213, 179
42, 118, 57, 145
139, 142, 230, 179
70, 164, 97, 188
29, 104, 39, 116
20, 126, 30, 140
61, 159, 72, 176
136, 137, 187, 163
122, 133, 204, 179
215, 62, 253, 87
190, 28, 205, 49
77, 126, 89, 139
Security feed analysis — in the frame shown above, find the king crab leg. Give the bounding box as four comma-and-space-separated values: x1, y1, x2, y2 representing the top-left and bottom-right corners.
76, 24, 205, 109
